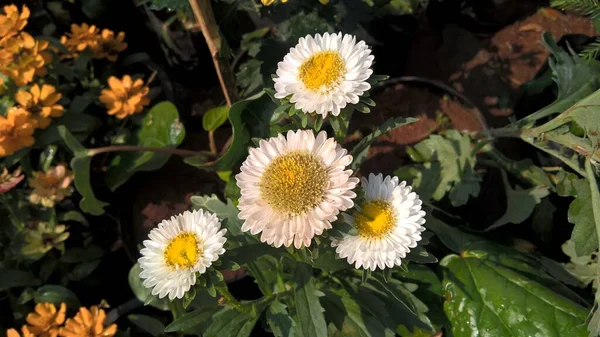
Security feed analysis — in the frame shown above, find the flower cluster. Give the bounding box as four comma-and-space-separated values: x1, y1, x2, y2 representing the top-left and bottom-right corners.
137, 33, 426, 301
28, 163, 74, 208
6, 303, 117, 337
60, 23, 127, 62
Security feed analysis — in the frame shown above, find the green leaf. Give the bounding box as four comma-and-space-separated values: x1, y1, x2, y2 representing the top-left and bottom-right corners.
68, 260, 101, 281
57, 211, 89, 226
163, 306, 216, 333
128, 263, 169, 311
0, 269, 40, 291
410, 130, 481, 204
127, 314, 165, 337
34, 285, 80, 309
221, 244, 285, 267
267, 300, 296, 337
203, 106, 229, 132
488, 171, 549, 230
106, 101, 185, 191
349, 116, 417, 171
441, 251, 589, 337
57, 126, 108, 215
184, 92, 276, 171
568, 179, 598, 256
36, 113, 101, 149
322, 288, 392, 337
236, 59, 264, 94
204, 305, 265, 337
293, 263, 327, 337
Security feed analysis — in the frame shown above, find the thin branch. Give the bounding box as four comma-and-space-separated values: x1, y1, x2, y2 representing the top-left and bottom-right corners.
188, 0, 238, 107
87, 145, 204, 157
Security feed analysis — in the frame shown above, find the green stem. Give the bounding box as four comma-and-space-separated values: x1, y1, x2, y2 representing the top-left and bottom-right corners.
585, 157, 600, 249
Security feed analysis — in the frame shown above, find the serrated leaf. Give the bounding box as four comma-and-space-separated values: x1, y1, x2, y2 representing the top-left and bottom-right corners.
568, 179, 598, 256
267, 300, 295, 337
293, 263, 327, 337
128, 263, 169, 311
57, 126, 108, 215
190, 194, 250, 246
34, 285, 80, 309
106, 101, 185, 191
203, 106, 229, 132
236, 59, 263, 94
349, 116, 417, 171
128, 314, 165, 337
441, 251, 589, 337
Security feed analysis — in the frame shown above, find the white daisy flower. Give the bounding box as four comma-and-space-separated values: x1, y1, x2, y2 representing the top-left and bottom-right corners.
236, 129, 359, 249
332, 173, 426, 271
138, 209, 227, 300
273, 32, 374, 117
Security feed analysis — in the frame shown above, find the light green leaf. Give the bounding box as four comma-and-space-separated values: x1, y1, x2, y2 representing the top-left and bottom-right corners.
58, 210, 89, 226
34, 285, 80, 309
293, 263, 327, 337
267, 300, 295, 337
567, 179, 598, 256
128, 263, 169, 311
57, 126, 108, 215
349, 116, 417, 171
127, 314, 165, 337
184, 92, 276, 171
0, 269, 40, 291
203, 106, 229, 132
410, 130, 481, 204
441, 251, 589, 337
106, 101, 185, 191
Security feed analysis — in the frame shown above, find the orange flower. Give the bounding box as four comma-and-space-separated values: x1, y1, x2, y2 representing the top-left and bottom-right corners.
29, 163, 74, 208
92, 29, 127, 62
59, 306, 117, 337
0, 4, 29, 42
0, 32, 51, 86
60, 23, 99, 57
15, 84, 64, 129
99, 75, 150, 119
0, 108, 35, 157
0, 166, 24, 193
7, 326, 35, 337
26, 302, 66, 337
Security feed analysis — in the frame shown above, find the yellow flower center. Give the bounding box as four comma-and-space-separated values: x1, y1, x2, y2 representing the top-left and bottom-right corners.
298, 51, 345, 91
260, 151, 328, 215
355, 200, 396, 238
164, 232, 201, 269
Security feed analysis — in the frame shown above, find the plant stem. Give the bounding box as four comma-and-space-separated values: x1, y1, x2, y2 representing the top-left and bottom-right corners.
188, 0, 238, 107
208, 131, 217, 154
87, 145, 203, 157
1, 193, 24, 230
216, 285, 242, 311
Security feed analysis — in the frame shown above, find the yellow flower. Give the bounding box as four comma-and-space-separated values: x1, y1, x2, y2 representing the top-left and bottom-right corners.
261, 0, 275, 5
0, 32, 51, 86
15, 84, 64, 129
60, 23, 99, 57
22, 222, 70, 256
59, 306, 117, 337
26, 302, 67, 337
29, 163, 74, 208
92, 29, 127, 62
0, 108, 35, 157
99, 75, 150, 119
0, 4, 29, 42
0, 166, 24, 193
7, 326, 35, 337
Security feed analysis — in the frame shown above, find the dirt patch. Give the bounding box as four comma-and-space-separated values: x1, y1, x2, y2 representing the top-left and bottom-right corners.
353, 83, 485, 175
490, 8, 596, 89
